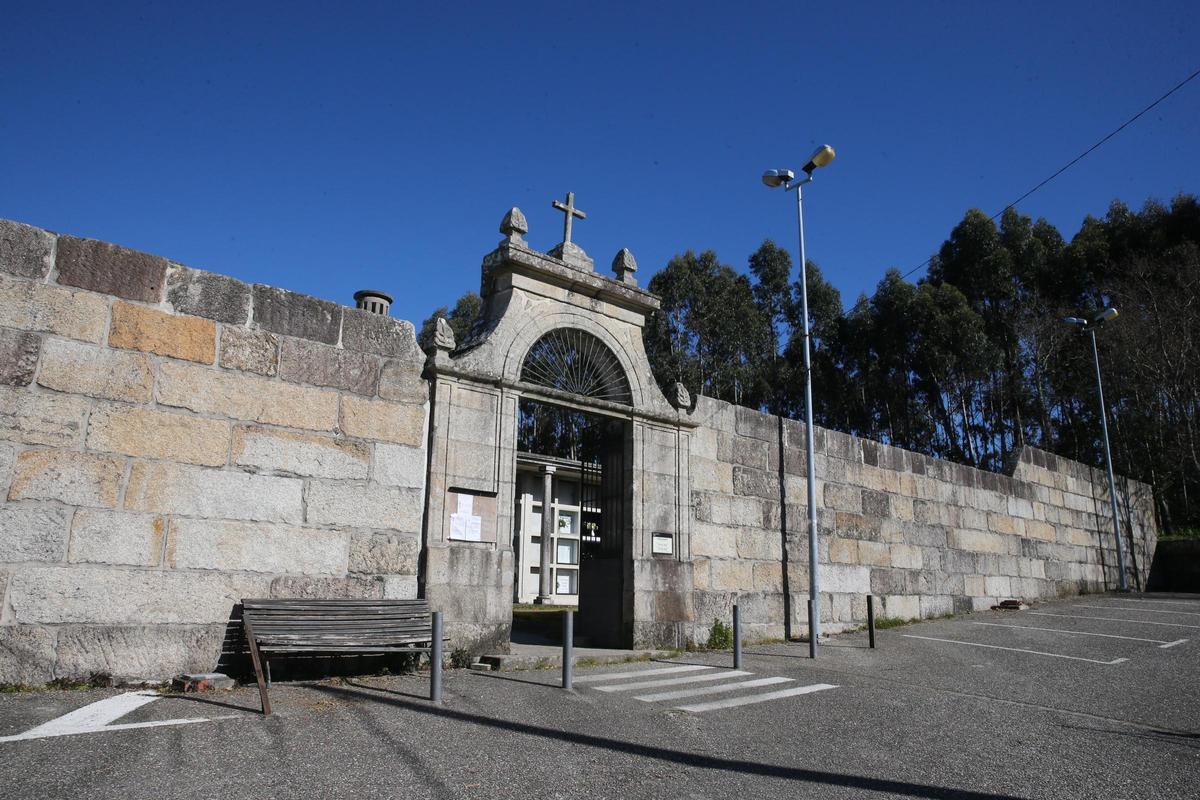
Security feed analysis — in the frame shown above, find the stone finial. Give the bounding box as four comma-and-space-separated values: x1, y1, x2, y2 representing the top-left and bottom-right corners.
500, 207, 528, 244
672, 382, 691, 410
612, 248, 638, 285
434, 317, 456, 351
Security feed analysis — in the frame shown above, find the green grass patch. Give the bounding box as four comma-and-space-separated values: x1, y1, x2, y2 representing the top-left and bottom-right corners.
1159, 526, 1200, 541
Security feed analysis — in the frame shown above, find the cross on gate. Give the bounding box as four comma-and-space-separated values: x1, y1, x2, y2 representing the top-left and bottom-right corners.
552, 192, 587, 246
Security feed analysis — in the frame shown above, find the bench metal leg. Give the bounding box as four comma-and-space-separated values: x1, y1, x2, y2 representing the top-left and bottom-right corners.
244, 620, 272, 716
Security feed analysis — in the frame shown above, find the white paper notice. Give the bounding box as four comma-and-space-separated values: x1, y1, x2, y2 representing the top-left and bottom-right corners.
450, 493, 482, 541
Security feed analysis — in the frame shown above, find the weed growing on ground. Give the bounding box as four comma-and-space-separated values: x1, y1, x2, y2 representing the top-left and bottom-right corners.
706, 619, 734, 650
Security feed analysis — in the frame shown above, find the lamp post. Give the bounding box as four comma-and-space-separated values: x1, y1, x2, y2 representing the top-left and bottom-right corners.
1063, 308, 1129, 591
763, 144, 836, 641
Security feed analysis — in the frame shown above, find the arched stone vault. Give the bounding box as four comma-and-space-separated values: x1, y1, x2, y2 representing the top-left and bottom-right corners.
420, 210, 696, 652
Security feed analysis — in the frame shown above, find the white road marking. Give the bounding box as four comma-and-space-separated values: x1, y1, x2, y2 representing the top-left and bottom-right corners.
571, 665, 714, 684
1105, 598, 1200, 607
1074, 604, 1200, 617
970, 622, 1174, 645
594, 670, 753, 692
1160, 639, 1189, 649
675, 683, 837, 713
0, 691, 214, 743
902, 634, 1128, 665
1029, 612, 1200, 630
635, 677, 794, 703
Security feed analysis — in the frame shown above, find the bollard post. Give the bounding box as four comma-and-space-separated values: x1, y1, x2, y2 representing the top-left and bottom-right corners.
732, 604, 742, 670
808, 599, 817, 659
562, 610, 574, 690
430, 611, 443, 703
867, 595, 876, 649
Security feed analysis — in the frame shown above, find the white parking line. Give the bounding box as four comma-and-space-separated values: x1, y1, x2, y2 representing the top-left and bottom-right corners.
1108, 598, 1200, 607
635, 677, 794, 703
1074, 604, 1200, 617
1160, 639, 1189, 649
970, 622, 1186, 648
1029, 612, 1200, 630
0, 692, 217, 743
902, 634, 1128, 664
675, 683, 837, 713
571, 665, 714, 684
594, 670, 753, 692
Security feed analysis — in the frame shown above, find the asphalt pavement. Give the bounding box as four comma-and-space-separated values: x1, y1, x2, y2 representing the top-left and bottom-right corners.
2, 593, 1197, 799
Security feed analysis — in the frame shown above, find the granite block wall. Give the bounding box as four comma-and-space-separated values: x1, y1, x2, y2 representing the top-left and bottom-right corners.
688, 395, 1157, 642
0, 219, 430, 684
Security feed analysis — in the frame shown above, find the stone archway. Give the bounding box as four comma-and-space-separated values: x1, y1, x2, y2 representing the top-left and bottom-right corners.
418, 205, 697, 653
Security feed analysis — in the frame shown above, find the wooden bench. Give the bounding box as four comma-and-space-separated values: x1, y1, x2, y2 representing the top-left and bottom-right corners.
241, 599, 444, 715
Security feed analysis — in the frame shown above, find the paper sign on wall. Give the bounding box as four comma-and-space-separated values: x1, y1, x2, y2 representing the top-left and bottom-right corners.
652, 532, 674, 555
450, 493, 483, 541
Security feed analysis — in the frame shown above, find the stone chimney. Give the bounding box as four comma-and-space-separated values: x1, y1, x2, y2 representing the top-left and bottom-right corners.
354, 289, 392, 316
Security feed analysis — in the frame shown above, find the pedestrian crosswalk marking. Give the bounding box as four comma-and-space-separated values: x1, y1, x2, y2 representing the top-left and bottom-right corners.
593, 669, 752, 693
635, 676, 794, 703
674, 683, 838, 713
573, 663, 838, 714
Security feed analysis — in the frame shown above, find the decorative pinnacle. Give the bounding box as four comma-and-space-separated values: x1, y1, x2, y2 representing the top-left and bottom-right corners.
433, 317, 456, 352
612, 248, 638, 285
672, 382, 691, 410
500, 207, 529, 243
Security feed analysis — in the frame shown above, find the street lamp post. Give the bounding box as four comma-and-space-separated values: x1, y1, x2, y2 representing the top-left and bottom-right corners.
1063, 308, 1129, 591
763, 145, 836, 641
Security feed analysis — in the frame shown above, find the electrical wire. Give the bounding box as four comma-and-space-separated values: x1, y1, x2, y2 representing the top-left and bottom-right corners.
901, 65, 1200, 280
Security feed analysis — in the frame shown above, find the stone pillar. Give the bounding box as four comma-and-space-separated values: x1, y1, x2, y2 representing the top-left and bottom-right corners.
537, 465, 557, 603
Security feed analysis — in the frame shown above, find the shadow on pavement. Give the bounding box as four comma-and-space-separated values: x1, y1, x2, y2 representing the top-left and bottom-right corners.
467, 672, 562, 689
307, 682, 1025, 800
159, 693, 261, 714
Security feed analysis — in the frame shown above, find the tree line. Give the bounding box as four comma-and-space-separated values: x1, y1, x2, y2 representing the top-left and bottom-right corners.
423, 194, 1200, 532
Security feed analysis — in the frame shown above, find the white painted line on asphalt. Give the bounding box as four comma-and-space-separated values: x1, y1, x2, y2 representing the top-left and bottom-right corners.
635, 676, 794, 703
1159, 639, 1189, 649
0, 691, 214, 743
970, 621, 1173, 645
675, 683, 837, 713
1074, 604, 1200, 617
594, 670, 753, 692
571, 665, 714, 684
1107, 598, 1200, 607
902, 634, 1128, 665
1029, 612, 1200, 629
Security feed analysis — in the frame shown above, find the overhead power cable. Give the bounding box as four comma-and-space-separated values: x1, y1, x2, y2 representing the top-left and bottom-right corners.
901, 65, 1200, 280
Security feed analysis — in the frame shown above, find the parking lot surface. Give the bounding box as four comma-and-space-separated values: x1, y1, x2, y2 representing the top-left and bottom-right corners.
2, 593, 1197, 799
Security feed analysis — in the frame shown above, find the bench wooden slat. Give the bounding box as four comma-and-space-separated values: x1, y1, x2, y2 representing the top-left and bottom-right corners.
241, 597, 439, 716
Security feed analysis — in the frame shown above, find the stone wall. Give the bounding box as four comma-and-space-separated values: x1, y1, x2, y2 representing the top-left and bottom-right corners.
688, 396, 1157, 642
0, 219, 430, 684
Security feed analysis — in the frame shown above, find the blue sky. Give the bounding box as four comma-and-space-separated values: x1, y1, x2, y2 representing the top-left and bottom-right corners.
3, 2, 1197, 325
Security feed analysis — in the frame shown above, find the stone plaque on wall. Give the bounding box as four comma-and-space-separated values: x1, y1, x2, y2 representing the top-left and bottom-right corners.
445, 490, 498, 544
445, 385, 500, 492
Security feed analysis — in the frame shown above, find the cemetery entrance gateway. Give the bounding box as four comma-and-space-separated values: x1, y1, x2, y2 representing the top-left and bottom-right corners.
419, 198, 696, 654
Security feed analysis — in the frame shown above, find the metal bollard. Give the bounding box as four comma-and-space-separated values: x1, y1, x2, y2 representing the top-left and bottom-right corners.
808, 599, 817, 659
732, 604, 742, 669
430, 611, 443, 703
867, 595, 876, 649
562, 610, 574, 690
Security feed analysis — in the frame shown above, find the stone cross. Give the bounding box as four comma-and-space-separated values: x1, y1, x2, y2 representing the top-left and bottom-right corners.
551, 192, 587, 246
